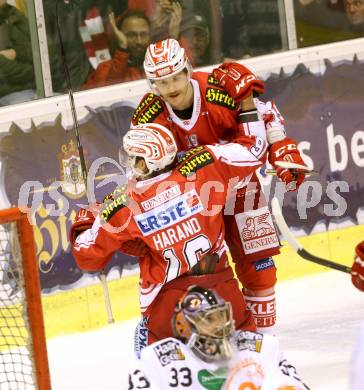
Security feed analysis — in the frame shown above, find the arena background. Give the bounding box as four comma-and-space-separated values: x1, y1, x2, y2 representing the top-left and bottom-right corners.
0, 38, 363, 338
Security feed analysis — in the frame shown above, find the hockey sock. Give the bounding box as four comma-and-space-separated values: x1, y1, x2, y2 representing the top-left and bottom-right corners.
244, 292, 276, 334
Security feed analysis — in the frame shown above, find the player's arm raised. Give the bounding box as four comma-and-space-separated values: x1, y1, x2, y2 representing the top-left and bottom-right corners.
212, 62, 265, 103
70, 198, 134, 272
207, 135, 268, 180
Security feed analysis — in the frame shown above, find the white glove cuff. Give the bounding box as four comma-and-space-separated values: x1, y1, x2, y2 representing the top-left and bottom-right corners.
267, 126, 286, 145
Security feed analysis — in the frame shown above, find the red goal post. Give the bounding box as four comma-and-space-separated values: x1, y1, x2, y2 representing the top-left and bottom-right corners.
0, 207, 51, 390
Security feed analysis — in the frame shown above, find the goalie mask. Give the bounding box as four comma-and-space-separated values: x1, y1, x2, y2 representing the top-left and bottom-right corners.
172, 286, 234, 362
122, 123, 177, 179
144, 38, 192, 92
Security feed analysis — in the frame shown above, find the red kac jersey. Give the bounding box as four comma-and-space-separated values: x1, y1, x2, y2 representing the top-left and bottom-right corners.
131, 71, 285, 151
72, 140, 266, 312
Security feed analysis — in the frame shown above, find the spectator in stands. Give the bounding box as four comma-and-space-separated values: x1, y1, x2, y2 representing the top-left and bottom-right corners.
84, 10, 151, 88
132, 0, 221, 65
148, 0, 183, 42
0, 0, 37, 106
220, 0, 282, 59
43, 0, 92, 93
344, 0, 364, 28
179, 14, 215, 67
294, 0, 364, 46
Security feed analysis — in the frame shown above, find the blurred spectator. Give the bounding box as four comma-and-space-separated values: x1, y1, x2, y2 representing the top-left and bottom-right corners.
84, 10, 150, 88
179, 14, 213, 66
0, 0, 37, 106
294, 0, 363, 46
220, 0, 283, 59
344, 0, 364, 29
15, 0, 26, 16
43, 0, 92, 93
148, 0, 183, 42
143, 0, 221, 64
79, 4, 112, 70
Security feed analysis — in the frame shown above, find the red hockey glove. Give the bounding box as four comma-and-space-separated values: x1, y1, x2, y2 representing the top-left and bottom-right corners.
352, 241, 364, 292
212, 62, 265, 103
120, 238, 149, 257
268, 138, 307, 192
69, 203, 100, 244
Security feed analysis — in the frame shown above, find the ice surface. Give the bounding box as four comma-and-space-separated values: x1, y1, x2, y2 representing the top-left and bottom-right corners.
47, 271, 364, 390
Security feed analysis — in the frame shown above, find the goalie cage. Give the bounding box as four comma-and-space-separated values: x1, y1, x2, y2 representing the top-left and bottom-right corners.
0, 208, 51, 390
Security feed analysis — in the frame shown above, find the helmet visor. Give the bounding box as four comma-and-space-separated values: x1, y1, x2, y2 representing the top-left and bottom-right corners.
187, 302, 233, 339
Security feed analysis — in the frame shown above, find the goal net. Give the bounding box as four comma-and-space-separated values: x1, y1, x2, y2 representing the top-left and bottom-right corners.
0, 208, 51, 390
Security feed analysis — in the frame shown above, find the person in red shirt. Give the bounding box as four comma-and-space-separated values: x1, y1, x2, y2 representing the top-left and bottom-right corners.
84, 10, 150, 88
127, 38, 308, 334
70, 123, 272, 346
352, 241, 364, 292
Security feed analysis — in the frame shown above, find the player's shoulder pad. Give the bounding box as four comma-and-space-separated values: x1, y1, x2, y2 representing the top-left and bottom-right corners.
132, 92, 165, 125
142, 337, 187, 367
100, 185, 129, 223
176, 146, 215, 177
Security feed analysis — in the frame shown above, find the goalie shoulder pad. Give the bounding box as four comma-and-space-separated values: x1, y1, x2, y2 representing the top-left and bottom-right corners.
132, 93, 165, 125
100, 186, 129, 222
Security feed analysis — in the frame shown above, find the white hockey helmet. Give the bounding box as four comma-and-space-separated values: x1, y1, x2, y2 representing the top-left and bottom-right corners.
144, 38, 192, 83
123, 123, 178, 179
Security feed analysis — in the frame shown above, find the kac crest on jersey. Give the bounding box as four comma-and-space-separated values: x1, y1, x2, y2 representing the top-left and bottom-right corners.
58, 140, 86, 199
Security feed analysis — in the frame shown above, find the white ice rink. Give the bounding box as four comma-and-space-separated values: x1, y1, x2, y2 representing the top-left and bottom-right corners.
47, 271, 364, 390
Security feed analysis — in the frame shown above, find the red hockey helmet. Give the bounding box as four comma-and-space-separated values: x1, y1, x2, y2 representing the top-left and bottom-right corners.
123, 123, 177, 179
144, 38, 192, 83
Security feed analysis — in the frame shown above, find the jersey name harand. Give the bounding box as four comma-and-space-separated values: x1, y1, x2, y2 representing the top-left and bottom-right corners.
152, 217, 202, 250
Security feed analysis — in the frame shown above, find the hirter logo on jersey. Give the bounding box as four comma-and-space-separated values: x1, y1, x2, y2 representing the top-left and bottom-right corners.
153, 339, 185, 366
235, 207, 279, 255
133, 94, 163, 125
134, 190, 203, 236
205, 88, 236, 110
178, 150, 214, 177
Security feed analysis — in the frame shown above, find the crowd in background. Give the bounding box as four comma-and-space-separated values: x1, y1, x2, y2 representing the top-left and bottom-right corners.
295, 0, 364, 46
0, 0, 363, 107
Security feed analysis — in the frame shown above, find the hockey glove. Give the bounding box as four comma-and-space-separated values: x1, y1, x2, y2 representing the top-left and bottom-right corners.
352, 241, 364, 292
212, 62, 265, 103
268, 138, 307, 192
69, 203, 100, 244
120, 238, 149, 257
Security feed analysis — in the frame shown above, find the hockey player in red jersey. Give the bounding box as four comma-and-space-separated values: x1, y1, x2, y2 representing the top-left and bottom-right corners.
352, 241, 364, 292
70, 123, 269, 345
128, 38, 308, 333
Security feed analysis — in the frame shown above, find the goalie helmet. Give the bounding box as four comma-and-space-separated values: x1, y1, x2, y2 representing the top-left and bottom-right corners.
172, 286, 234, 362
144, 38, 192, 83
122, 123, 177, 179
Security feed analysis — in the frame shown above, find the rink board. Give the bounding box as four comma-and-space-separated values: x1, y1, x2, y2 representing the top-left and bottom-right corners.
41, 223, 363, 339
